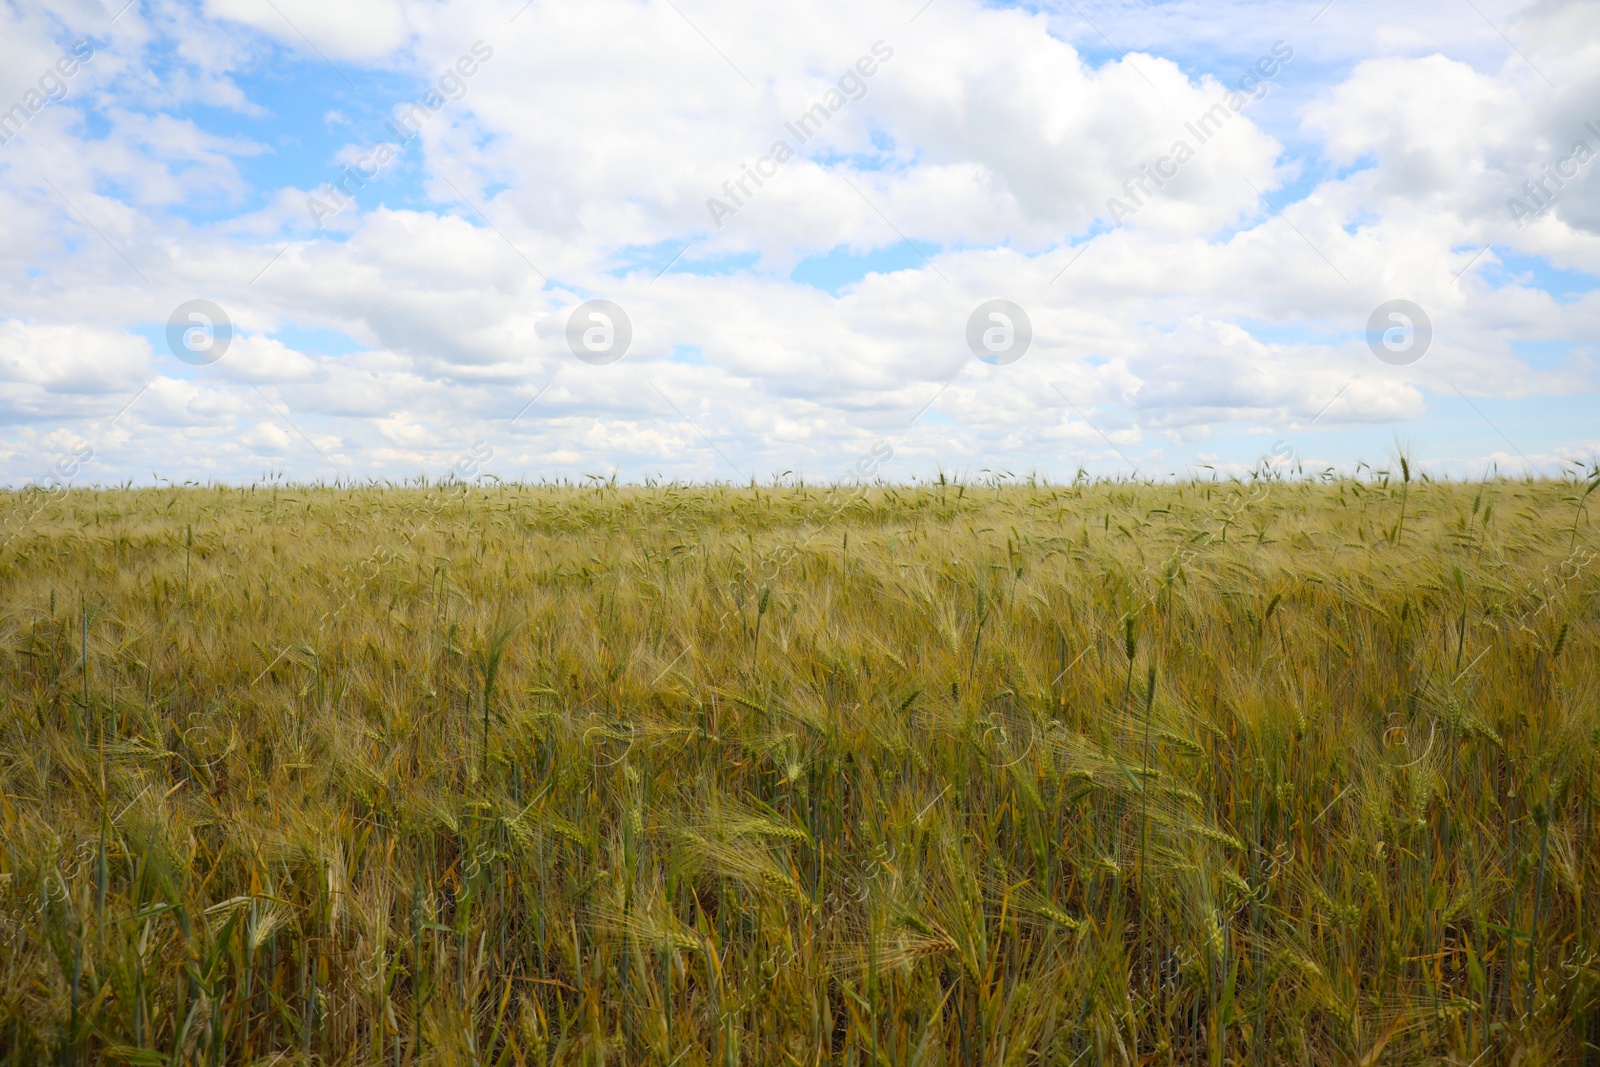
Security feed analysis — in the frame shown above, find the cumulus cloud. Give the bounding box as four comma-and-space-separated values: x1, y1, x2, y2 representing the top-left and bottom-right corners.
203, 0, 413, 63
0, 0, 1595, 486
0, 320, 151, 391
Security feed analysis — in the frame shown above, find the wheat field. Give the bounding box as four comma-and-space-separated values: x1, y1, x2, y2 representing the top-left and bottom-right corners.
0, 472, 1597, 1064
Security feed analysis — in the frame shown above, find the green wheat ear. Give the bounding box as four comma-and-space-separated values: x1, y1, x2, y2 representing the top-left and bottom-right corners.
476, 617, 522, 780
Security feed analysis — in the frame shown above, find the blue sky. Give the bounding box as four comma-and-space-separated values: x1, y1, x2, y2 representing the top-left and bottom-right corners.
0, 0, 1596, 485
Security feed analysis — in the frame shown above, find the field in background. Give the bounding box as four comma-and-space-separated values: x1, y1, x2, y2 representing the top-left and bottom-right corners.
0, 474, 1597, 1064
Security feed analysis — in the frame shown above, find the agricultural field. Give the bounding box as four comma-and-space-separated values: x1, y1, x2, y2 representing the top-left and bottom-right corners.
0, 473, 1597, 1065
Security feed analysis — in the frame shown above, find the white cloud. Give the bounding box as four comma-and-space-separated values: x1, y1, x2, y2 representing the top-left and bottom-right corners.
0, 320, 153, 396
0, 0, 1596, 486
203, 0, 413, 63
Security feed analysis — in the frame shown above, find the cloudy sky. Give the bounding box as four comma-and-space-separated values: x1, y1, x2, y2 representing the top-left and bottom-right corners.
1, 0, 1596, 485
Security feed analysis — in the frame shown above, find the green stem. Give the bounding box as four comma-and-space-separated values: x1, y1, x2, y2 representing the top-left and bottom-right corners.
1526, 813, 1551, 1018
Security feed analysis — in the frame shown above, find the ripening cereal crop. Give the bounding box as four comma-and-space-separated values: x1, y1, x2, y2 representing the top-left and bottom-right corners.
0, 470, 1597, 1064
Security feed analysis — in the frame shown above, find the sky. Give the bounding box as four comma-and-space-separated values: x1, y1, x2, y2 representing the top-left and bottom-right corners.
0, 0, 1596, 486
